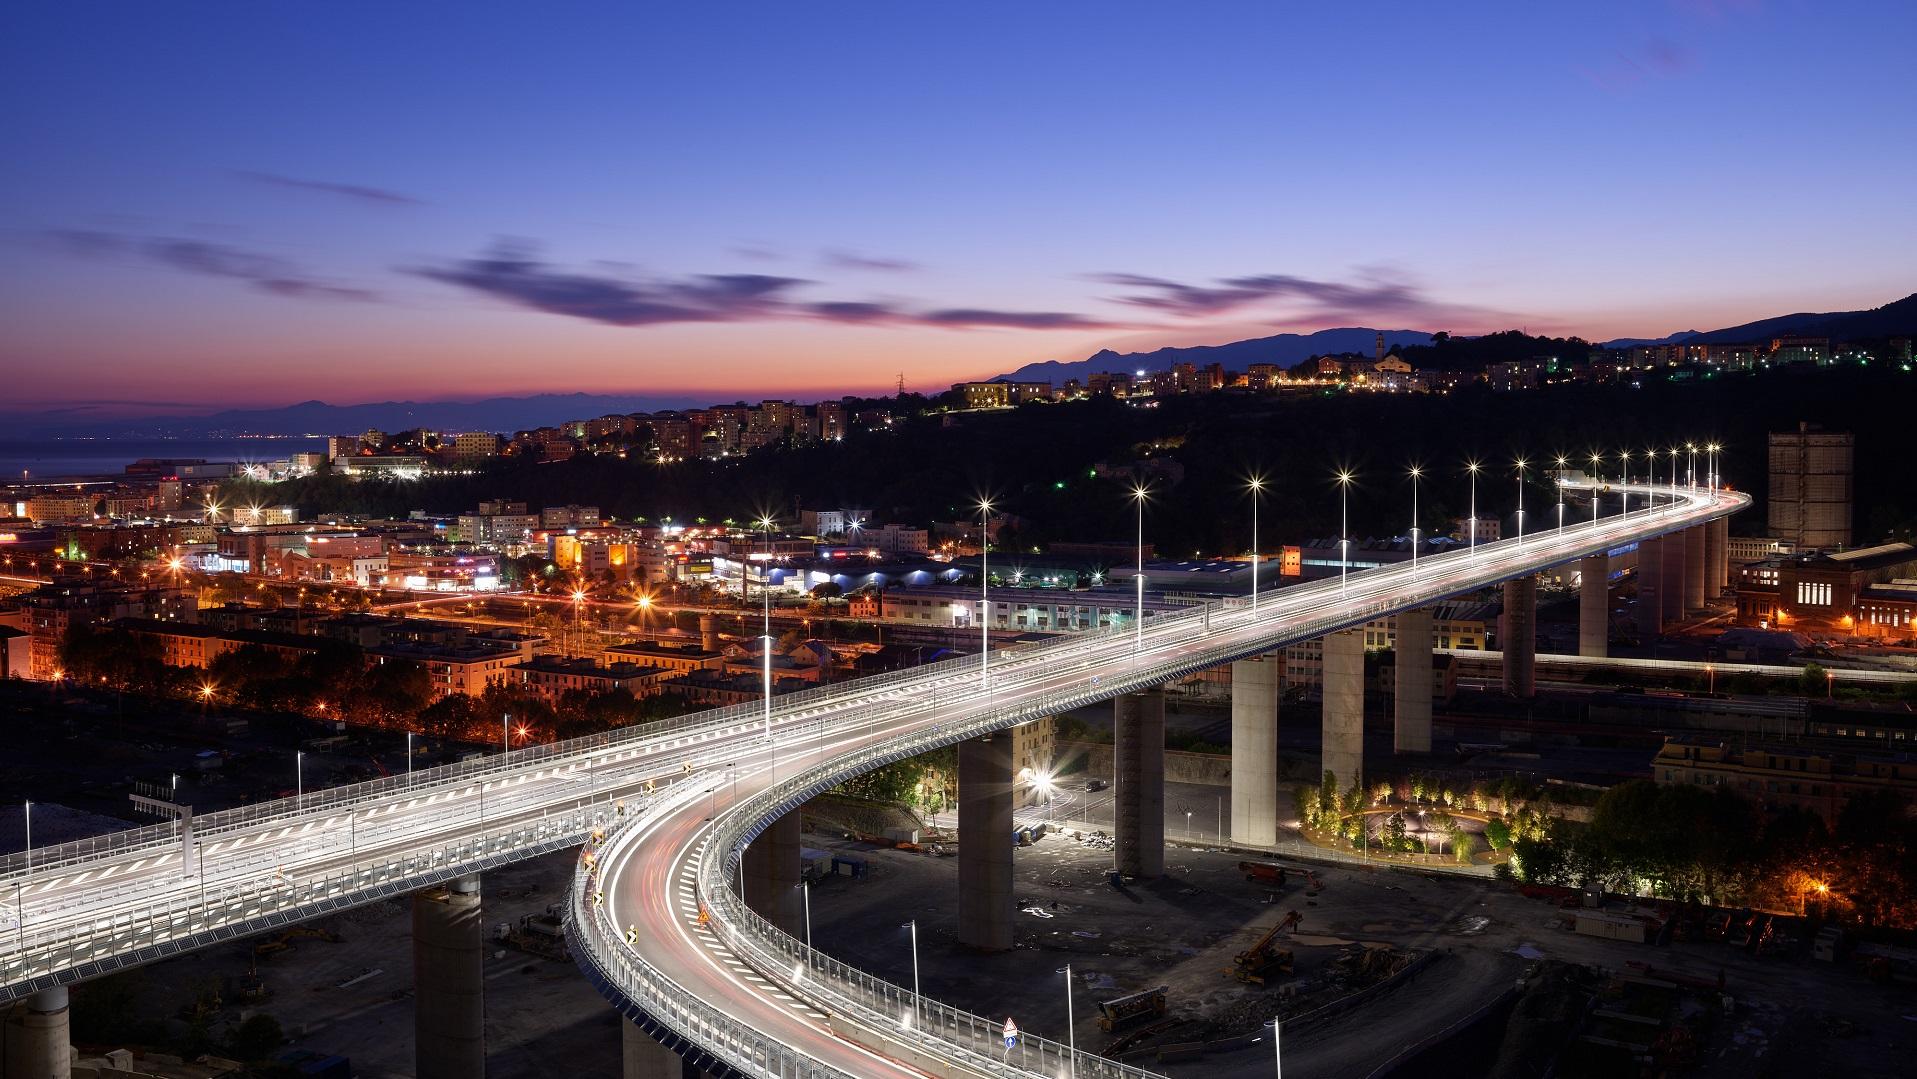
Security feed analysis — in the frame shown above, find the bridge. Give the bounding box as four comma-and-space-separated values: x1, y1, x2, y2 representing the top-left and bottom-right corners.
0, 478, 1744, 1079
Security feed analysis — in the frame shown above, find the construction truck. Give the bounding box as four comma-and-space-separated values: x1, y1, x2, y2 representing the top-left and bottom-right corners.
496, 905, 569, 960
1096, 986, 1169, 1033
1226, 917, 1297, 984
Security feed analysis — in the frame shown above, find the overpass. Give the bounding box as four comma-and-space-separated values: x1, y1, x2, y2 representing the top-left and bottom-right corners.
0, 478, 1744, 1079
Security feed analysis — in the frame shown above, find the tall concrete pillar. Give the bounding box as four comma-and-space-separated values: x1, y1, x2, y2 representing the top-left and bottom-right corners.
957, 734, 1014, 950
1320, 630, 1364, 790
414, 876, 484, 1079
4, 986, 71, 1079
743, 811, 802, 938
1708, 517, 1730, 596
1501, 576, 1537, 699
1393, 609, 1433, 755
1636, 536, 1664, 640
1659, 531, 1685, 624
1578, 552, 1610, 658
1683, 527, 1707, 612
622, 1021, 684, 1079
1230, 654, 1281, 848
1113, 689, 1165, 879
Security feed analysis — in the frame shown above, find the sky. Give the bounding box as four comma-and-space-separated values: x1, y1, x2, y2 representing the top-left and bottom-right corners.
2, 1, 1913, 419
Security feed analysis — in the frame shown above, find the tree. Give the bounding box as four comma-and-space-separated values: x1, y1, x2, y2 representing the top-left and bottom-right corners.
227, 1013, 285, 1060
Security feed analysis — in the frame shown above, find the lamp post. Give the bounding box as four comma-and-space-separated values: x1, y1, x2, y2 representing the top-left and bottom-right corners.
1060, 963, 1078, 1079
1335, 470, 1354, 596
1686, 443, 1697, 490
1707, 443, 1720, 492
1620, 451, 1632, 516
1407, 466, 1422, 570
802, 880, 813, 950
977, 498, 994, 684
21, 802, 29, 876
406, 731, 414, 779
1131, 484, 1150, 650
1268, 1018, 1283, 1079
1466, 461, 1481, 553
295, 751, 304, 800
1555, 456, 1568, 536
1513, 457, 1527, 549
502, 712, 511, 755
1247, 476, 1265, 610
903, 920, 922, 1030
758, 515, 777, 775
1589, 452, 1603, 527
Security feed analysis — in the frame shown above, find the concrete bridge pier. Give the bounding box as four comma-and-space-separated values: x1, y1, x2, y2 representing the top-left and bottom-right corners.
1501, 576, 1537, 698
1229, 654, 1281, 848
1578, 552, 1610, 658
1113, 689, 1165, 878
414, 875, 484, 1079
3, 986, 71, 1079
742, 812, 803, 938
1683, 526, 1707, 612
957, 733, 1014, 950
1707, 517, 1730, 597
1393, 609, 1433, 754
1636, 535, 1665, 640
1320, 630, 1364, 790
1659, 532, 1686, 625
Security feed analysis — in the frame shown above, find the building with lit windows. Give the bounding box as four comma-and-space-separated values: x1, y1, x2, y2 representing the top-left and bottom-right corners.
1735, 542, 1917, 634
1653, 734, 1917, 824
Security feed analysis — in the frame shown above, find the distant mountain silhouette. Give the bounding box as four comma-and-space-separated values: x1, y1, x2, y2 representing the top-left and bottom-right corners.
1600, 331, 1700, 349
994, 327, 1434, 383
13, 393, 712, 438
1685, 293, 1917, 345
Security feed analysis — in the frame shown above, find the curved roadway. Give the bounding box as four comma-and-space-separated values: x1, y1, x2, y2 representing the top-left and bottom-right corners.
581, 480, 1745, 1078
0, 481, 1744, 1079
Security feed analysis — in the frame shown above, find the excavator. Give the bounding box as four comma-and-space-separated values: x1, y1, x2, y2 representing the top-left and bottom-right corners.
1225, 911, 1301, 985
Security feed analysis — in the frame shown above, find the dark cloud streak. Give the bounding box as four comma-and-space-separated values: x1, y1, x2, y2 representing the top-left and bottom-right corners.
234, 170, 424, 206
416, 244, 1125, 330
42, 229, 377, 302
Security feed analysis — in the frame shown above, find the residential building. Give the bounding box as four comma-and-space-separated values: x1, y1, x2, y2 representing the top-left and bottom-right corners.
513, 657, 675, 700
1653, 734, 1917, 824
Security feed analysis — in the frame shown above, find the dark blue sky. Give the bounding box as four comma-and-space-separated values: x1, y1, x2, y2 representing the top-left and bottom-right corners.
3, 1, 1912, 414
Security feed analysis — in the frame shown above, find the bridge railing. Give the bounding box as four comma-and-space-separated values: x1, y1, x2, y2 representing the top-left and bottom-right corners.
567, 809, 857, 1079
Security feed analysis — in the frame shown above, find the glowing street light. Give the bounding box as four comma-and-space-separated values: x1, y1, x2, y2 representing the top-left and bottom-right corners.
1407, 466, 1422, 570
1247, 476, 1265, 610
1555, 455, 1568, 535
1131, 484, 1151, 649
1589, 452, 1603, 527
1620, 450, 1633, 516
1686, 442, 1697, 490
1707, 442, 1721, 492
1335, 470, 1354, 596
1513, 457, 1528, 549
1465, 461, 1481, 553
977, 498, 994, 683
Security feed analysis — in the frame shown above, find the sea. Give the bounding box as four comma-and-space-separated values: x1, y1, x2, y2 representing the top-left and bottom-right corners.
0, 437, 328, 483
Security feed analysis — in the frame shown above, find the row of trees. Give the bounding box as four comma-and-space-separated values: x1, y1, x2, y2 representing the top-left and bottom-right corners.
1510, 779, 1917, 927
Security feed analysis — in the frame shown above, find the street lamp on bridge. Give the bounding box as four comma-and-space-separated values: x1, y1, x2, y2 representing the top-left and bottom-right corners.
1335, 470, 1354, 597
1465, 460, 1481, 554
1247, 475, 1265, 610
1407, 466, 1422, 570
1131, 484, 1151, 650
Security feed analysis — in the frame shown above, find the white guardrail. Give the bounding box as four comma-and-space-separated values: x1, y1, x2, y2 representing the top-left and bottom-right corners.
568, 482, 1744, 1078
0, 480, 1740, 1073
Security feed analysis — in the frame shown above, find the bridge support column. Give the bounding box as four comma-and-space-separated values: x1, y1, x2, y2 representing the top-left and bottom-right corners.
1636, 535, 1665, 639
1320, 630, 1364, 790
1393, 609, 1432, 754
414, 875, 484, 1079
4, 986, 71, 1079
1113, 689, 1165, 879
1660, 531, 1685, 624
622, 1020, 689, 1079
1708, 517, 1730, 597
1230, 654, 1281, 848
1578, 552, 1610, 658
743, 812, 802, 938
1683, 526, 1707, 612
958, 733, 1014, 950
1501, 577, 1536, 699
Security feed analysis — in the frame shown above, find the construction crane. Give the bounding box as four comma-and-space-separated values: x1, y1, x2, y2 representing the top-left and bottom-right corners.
1226, 914, 1299, 984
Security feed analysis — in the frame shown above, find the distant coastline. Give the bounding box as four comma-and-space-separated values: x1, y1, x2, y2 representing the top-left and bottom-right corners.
0, 436, 326, 483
